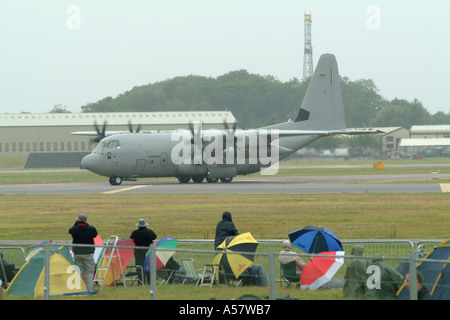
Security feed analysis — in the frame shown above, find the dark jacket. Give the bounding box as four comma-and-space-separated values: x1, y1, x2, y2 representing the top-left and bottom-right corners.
418, 285, 433, 300
69, 221, 98, 255
214, 211, 239, 248
130, 227, 157, 262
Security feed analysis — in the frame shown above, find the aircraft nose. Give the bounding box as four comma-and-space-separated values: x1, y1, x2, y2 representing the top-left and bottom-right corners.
81, 154, 97, 171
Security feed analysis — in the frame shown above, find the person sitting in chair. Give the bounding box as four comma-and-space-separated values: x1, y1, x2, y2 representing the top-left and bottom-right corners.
279, 240, 306, 277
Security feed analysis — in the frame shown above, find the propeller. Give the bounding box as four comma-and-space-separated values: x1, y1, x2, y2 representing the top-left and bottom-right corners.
221, 119, 238, 161
188, 121, 202, 144
94, 120, 107, 142
128, 120, 141, 133
223, 119, 238, 132
223, 119, 238, 148
188, 121, 203, 164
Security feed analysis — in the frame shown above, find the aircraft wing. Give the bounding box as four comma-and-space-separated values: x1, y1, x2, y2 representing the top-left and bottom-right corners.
318, 129, 385, 136
71, 131, 127, 137
253, 129, 384, 138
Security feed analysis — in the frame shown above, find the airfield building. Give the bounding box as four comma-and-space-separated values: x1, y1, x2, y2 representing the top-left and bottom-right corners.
376, 127, 410, 156
0, 111, 237, 167
399, 125, 450, 157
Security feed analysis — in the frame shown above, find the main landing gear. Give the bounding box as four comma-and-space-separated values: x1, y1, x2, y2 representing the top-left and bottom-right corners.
177, 176, 233, 183
108, 175, 233, 185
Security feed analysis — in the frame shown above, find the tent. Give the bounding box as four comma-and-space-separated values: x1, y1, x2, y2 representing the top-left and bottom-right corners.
6, 245, 88, 298
397, 238, 450, 300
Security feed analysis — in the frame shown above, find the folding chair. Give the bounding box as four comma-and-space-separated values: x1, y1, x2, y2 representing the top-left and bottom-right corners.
180, 259, 218, 287
198, 264, 219, 288
280, 261, 300, 288
158, 267, 175, 285
181, 258, 200, 285
219, 265, 255, 287
120, 265, 144, 286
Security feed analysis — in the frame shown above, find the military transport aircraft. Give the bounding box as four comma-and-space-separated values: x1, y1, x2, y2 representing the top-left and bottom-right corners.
73, 54, 381, 185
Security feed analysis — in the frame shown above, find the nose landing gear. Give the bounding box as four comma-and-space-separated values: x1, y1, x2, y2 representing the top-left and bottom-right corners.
109, 176, 123, 185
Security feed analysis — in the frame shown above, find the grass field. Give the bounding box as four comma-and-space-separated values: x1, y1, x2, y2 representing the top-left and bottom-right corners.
1, 157, 449, 300
0, 193, 449, 241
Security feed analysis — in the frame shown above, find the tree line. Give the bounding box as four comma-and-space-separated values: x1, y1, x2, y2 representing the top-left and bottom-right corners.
76, 71, 449, 131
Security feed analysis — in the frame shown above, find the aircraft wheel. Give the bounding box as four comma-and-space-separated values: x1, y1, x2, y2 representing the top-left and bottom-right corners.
109, 176, 123, 186
206, 177, 219, 183
192, 176, 205, 183
220, 177, 233, 183
177, 176, 191, 183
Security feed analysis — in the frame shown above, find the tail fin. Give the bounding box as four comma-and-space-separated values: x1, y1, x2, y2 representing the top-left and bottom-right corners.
294, 53, 346, 130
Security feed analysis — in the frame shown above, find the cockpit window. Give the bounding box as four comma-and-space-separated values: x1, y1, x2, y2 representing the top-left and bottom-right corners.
107, 140, 120, 149
92, 139, 120, 154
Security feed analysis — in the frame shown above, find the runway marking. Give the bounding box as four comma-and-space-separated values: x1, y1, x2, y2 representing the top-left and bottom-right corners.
101, 185, 149, 194
440, 184, 450, 193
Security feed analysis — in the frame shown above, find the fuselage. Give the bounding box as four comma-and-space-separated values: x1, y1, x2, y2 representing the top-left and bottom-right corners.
81, 130, 317, 184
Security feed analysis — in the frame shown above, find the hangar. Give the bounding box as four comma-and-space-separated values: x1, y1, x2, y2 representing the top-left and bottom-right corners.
409, 125, 450, 139
374, 126, 450, 158
400, 125, 450, 157
0, 111, 236, 167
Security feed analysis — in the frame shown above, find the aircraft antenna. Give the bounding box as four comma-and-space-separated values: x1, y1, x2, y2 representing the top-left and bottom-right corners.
303, 10, 313, 79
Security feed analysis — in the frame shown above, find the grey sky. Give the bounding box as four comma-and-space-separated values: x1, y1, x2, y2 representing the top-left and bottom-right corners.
1, 0, 449, 115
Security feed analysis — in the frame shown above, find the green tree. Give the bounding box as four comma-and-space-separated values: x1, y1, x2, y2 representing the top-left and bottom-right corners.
371, 98, 430, 128
431, 111, 450, 124
50, 104, 72, 113
340, 77, 386, 127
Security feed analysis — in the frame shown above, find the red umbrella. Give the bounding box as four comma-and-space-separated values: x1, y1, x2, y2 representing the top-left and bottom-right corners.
300, 251, 345, 290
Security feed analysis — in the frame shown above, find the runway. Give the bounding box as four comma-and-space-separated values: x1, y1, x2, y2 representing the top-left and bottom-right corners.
1, 173, 449, 195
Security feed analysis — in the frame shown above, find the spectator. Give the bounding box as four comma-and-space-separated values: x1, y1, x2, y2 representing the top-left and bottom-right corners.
130, 218, 157, 284
214, 211, 239, 249
69, 214, 98, 292
365, 254, 404, 300
279, 240, 306, 277
404, 271, 432, 300
343, 245, 367, 299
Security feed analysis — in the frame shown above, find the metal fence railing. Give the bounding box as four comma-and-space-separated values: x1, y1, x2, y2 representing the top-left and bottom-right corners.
0, 239, 447, 301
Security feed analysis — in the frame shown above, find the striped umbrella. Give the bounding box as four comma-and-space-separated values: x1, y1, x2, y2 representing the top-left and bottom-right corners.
212, 232, 259, 279
289, 225, 342, 253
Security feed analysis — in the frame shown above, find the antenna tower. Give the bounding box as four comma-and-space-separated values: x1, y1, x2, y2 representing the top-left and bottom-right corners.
303, 11, 313, 79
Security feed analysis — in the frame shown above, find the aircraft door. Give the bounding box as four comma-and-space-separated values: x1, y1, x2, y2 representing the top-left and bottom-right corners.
134, 159, 145, 175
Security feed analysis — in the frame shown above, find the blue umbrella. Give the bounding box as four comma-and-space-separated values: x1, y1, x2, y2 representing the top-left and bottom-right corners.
288, 225, 343, 254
